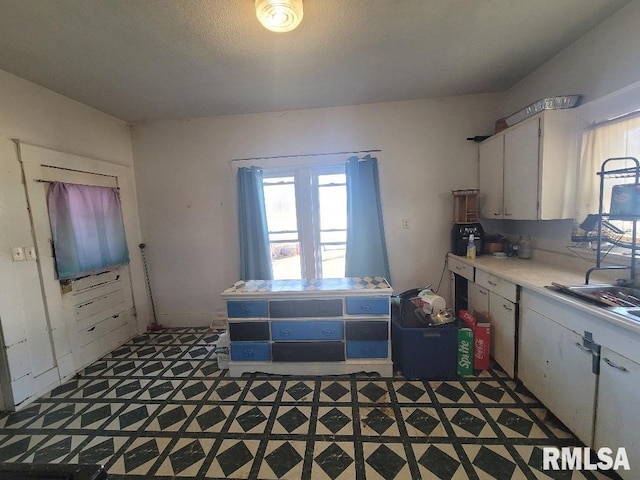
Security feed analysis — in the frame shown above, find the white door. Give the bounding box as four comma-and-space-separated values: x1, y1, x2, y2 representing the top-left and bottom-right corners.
0, 136, 57, 408
478, 135, 504, 218
503, 118, 540, 219
21, 162, 136, 375
467, 282, 489, 317
594, 348, 639, 478
488, 293, 516, 378
520, 307, 597, 445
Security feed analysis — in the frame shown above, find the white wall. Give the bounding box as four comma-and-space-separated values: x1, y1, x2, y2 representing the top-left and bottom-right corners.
0, 69, 146, 408
486, 1, 640, 258
131, 94, 502, 325
504, 1, 640, 116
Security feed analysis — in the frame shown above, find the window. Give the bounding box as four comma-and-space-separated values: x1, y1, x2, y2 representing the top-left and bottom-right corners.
577, 113, 640, 255
263, 165, 347, 279
47, 182, 129, 280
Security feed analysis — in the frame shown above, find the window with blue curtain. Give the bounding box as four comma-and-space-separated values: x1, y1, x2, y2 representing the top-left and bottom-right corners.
47, 182, 130, 280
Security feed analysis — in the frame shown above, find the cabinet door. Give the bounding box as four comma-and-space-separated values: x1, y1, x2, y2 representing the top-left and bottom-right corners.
488, 293, 516, 378
595, 348, 639, 478
468, 281, 489, 317
519, 307, 596, 445
478, 135, 504, 218
503, 119, 540, 219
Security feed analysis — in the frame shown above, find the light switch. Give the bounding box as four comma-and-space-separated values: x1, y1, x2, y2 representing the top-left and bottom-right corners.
11, 247, 25, 262
25, 246, 37, 261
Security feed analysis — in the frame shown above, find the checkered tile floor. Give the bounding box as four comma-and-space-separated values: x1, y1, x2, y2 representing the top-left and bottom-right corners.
0, 328, 620, 479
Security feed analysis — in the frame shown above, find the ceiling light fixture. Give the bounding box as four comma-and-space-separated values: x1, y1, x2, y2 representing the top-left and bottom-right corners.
256, 0, 303, 33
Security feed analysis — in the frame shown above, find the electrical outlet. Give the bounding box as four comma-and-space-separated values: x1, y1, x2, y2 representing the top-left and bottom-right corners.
12, 247, 25, 262
25, 246, 37, 261
402, 218, 410, 229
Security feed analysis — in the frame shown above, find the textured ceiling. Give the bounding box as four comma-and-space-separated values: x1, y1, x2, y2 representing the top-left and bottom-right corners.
0, 0, 631, 123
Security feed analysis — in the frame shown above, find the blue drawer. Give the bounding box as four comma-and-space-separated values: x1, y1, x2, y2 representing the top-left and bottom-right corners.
271, 320, 343, 341
227, 301, 268, 318
345, 297, 389, 315
230, 342, 271, 361
346, 341, 388, 359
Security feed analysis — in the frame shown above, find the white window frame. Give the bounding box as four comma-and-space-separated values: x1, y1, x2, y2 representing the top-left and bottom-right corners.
263, 164, 346, 279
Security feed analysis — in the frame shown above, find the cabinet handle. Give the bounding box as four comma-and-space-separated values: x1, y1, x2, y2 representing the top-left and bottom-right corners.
502, 303, 513, 311
488, 280, 498, 286
279, 329, 291, 336
504, 213, 513, 216
455, 266, 462, 271
322, 329, 335, 336
574, 342, 592, 354
479, 289, 488, 295
87, 326, 96, 332
603, 357, 629, 372
360, 303, 372, 311
493, 212, 501, 216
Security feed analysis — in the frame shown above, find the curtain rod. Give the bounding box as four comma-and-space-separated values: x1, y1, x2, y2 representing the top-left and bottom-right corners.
587, 109, 640, 130
231, 150, 381, 162
34, 179, 120, 189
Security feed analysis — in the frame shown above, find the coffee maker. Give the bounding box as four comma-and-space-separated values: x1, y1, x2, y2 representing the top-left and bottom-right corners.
450, 190, 483, 256
451, 223, 484, 256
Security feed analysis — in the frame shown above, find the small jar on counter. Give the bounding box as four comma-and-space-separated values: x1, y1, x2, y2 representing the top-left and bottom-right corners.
518, 236, 532, 259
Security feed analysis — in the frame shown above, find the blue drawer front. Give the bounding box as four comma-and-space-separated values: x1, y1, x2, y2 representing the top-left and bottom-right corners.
230, 342, 271, 361
345, 297, 389, 315
346, 340, 388, 359
227, 301, 268, 318
271, 320, 344, 341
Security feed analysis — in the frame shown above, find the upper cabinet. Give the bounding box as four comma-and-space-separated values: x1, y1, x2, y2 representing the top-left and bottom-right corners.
478, 109, 578, 220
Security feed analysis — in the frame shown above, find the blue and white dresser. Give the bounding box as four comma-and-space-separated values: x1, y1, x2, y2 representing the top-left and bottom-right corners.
221, 277, 393, 376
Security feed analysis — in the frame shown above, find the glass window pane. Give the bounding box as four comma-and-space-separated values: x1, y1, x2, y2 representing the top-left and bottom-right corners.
319, 185, 347, 231
270, 242, 302, 280
263, 176, 295, 185
269, 232, 298, 242
320, 244, 346, 278
318, 173, 346, 185
264, 182, 298, 232
320, 230, 346, 244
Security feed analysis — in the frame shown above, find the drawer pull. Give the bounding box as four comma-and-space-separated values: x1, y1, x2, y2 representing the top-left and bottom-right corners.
112, 314, 120, 319
488, 280, 498, 286
603, 357, 628, 372
575, 342, 592, 354
502, 303, 513, 311
455, 266, 462, 271
240, 306, 252, 313
322, 329, 335, 336
480, 289, 488, 295
88, 326, 96, 332
279, 329, 291, 336
360, 303, 372, 312
243, 349, 255, 358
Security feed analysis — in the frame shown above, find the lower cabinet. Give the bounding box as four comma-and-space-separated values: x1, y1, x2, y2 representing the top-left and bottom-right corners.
468, 279, 517, 378
594, 348, 640, 477
519, 305, 597, 445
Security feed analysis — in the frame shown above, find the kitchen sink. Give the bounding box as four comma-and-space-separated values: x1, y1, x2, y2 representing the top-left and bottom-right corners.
549, 283, 640, 307
548, 282, 640, 322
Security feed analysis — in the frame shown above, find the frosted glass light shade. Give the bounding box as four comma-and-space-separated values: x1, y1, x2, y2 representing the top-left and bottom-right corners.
256, 0, 303, 33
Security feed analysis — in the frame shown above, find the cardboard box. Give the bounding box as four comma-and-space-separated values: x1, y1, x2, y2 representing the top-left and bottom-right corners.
459, 310, 491, 371
457, 328, 474, 376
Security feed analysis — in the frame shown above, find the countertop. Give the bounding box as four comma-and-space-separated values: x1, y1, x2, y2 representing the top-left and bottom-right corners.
448, 253, 640, 335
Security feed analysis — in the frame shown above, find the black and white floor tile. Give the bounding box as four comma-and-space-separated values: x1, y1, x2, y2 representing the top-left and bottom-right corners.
0, 327, 622, 479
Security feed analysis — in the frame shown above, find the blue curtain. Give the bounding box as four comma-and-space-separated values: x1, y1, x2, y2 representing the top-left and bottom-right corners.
47, 182, 129, 280
345, 155, 391, 281
237, 167, 273, 280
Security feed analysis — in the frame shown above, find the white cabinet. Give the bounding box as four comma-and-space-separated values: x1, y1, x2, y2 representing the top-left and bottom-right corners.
478, 134, 504, 218
519, 305, 597, 445
594, 348, 639, 478
478, 109, 577, 220
468, 272, 517, 378
489, 293, 517, 379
